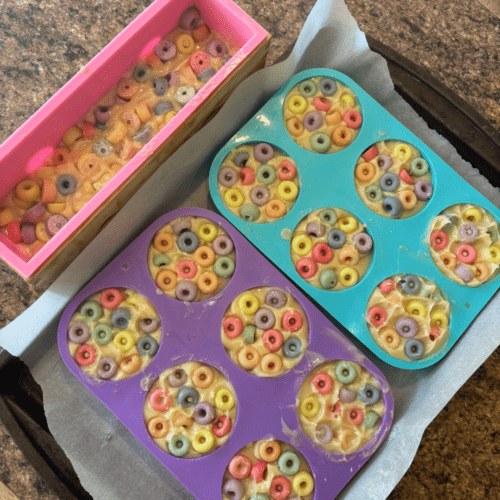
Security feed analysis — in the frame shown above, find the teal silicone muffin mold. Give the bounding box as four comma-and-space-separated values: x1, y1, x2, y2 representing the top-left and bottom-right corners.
208, 68, 500, 370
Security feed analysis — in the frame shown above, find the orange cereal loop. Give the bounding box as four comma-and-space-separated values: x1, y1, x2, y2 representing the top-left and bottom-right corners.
192, 365, 214, 389
338, 245, 360, 266
117, 77, 139, 100
35, 221, 50, 242
145, 52, 163, 70
379, 328, 400, 349
121, 111, 142, 134
119, 138, 137, 160
398, 189, 417, 210
474, 262, 490, 281
148, 416, 169, 439
197, 271, 219, 294
0, 208, 15, 227
265, 199, 286, 219
41, 179, 57, 203
260, 353, 282, 375
175, 34, 195, 54
62, 126, 83, 148
135, 103, 152, 123
341, 429, 357, 451
331, 125, 352, 146
156, 269, 177, 291
106, 121, 128, 144
237, 346, 260, 370
16, 179, 40, 202
78, 154, 103, 177
194, 245, 215, 267
153, 232, 174, 252
325, 109, 342, 126
120, 354, 142, 374
171, 411, 194, 429
355, 162, 376, 182
259, 440, 281, 462
286, 117, 303, 137
440, 252, 456, 270
192, 24, 210, 42
52, 147, 70, 165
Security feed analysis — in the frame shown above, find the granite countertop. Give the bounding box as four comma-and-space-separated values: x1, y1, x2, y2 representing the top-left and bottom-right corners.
0, 0, 499, 499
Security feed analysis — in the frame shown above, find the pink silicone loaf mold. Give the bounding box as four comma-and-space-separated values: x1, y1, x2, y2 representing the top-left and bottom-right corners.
0, 0, 268, 280
57, 208, 393, 500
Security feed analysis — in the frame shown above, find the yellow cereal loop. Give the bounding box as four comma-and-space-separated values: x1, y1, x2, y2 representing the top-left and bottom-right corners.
340, 93, 355, 107
35, 166, 55, 179
338, 216, 358, 233
164, 111, 176, 124
135, 103, 151, 122
175, 33, 195, 54
47, 202, 66, 214
405, 300, 427, 317
215, 388, 235, 411
278, 181, 298, 201
198, 223, 218, 242
293, 471, 314, 496
339, 267, 358, 287
430, 310, 448, 328
16, 180, 40, 202
238, 292, 260, 315
487, 245, 500, 263
291, 234, 313, 256
393, 143, 413, 161
300, 395, 320, 418
463, 208, 482, 223
125, 295, 141, 308
288, 95, 308, 114
224, 188, 244, 208
106, 121, 128, 144
192, 429, 215, 453
35, 222, 50, 242
0, 208, 15, 227
62, 126, 83, 147
113, 330, 135, 352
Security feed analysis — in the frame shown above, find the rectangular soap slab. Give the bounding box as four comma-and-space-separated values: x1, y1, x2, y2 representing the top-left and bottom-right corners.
57, 207, 393, 500
208, 68, 500, 370
0, 0, 269, 282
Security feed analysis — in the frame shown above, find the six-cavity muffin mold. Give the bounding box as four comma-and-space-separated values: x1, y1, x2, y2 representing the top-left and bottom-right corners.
208, 69, 500, 370
58, 208, 393, 500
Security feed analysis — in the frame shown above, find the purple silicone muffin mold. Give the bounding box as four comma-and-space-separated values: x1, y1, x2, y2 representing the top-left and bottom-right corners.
57, 208, 393, 500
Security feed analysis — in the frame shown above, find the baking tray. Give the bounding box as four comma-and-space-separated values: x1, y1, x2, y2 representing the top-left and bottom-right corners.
1, 35, 499, 499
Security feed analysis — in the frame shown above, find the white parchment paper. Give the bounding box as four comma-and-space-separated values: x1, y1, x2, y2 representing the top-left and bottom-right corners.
1, 0, 500, 498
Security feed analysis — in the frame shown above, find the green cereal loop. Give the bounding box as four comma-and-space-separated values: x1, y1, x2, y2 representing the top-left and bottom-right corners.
240, 203, 260, 222
298, 80, 317, 98
250, 495, 271, 500
242, 324, 256, 344
320, 269, 337, 289
319, 208, 337, 225
363, 410, 380, 429
487, 226, 498, 244
365, 184, 383, 202
335, 360, 358, 384
277, 450, 300, 475
168, 435, 190, 457
310, 132, 331, 153
92, 324, 113, 345
256, 165, 276, 185
80, 300, 103, 323
153, 253, 171, 267
410, 157, 429, 176
213, 256, 235, 278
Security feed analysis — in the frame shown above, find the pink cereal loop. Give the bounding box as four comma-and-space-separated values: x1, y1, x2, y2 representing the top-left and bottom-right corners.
296, 257, 317, 279
368, 306, 387, 327
281, 310, 304, 332
399, 168, 414, 185
278, 160, 296, 181
189, 50, 211, 74
223, 316, 243, 339
270, 476, 291, 500
262, 329, 284, 351
251, 460, 267, 483
343, 109, 362, 129
346, 407, 364, 426
362, 145, 378, 162
312, 96, 331, 112
177, 259, 198, 279
240, 167, 256, 185
312, 372, 333, 394
456, 244, 477, 264
311, 242, 333, 263
212, 415, 232, 437
149, 388, 171, 412
430, 326, 441, 341
430, 230, 448, 251
75, 344, 96, 366
379, 278, 395, 294
228, 454, 252, 479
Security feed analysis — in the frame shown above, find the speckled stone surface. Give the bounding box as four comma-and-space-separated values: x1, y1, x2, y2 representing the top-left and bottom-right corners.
0, 0, 499, 499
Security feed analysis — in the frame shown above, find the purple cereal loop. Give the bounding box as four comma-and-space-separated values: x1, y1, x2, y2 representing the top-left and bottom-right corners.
377, 154, 392, 171
218, 166, 238, 187
167, 368, 188, 387
265, 289, 287, 309
154, 40, 177, 62
339, 387, 357, 403
414, 180, 433, 200
395, 317, 419, 338
254, 308, 276, 330
138, 318, 160, 334
67, 322, 90, 344
253, 143, 274, 163
178, 6, 201, 30
175, 280, 198, 301
306, 222, 325, 238
172, 219, 192, 235
455, 263, 474, 283
352, 232, 373, 253
304, 111, 323, 131
222, 479, 244, 500
45, 214, 68, 237
315, 423, 333, 444
212, 234, 234, 256
94, 105, 111, 124
165, 70, 180, 86
97, 357, 118, 380
459, 222, 479, 242
193, 402, 216, 425
250, 186, 270, 206
206, 38, 229, 58
24, 202, 46, 223
20, 223, 36, 245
